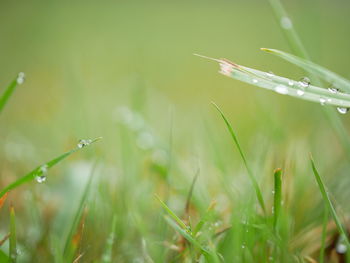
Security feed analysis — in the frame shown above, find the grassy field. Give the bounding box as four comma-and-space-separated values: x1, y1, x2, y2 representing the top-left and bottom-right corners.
1, 0, 350, 262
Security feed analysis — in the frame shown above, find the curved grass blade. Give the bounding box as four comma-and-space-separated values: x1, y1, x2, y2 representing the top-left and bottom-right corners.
0, 73, 24, 114
0, 137, 102, 198
273, 168, 282, 230
310, 156, 350, 248
261, 48, 350, 93
9, 205, 16, 263
212, 102, 266, 213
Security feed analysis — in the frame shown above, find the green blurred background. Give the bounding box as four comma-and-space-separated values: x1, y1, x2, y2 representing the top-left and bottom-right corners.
1, 0, 350, 261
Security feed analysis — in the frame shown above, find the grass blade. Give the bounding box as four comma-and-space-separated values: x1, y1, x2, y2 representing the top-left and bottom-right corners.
193, 200, 216, 236
261, 48, 350, 93
63, 160, 99, 259
101, 214, 117, 263
319, 205, 329, 263
0, 73, 24, 114
310, 157, 350, 248
195, 56, 350, 108
273, 168, 282, 230
212, 102, 266, 213
0, 137, 102, 198
155, 194, 188, 230
9, 205, 17, 263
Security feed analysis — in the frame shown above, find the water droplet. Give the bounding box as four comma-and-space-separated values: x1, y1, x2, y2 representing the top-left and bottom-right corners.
266, 71, 274, 77
288, 80, 294, 86
274, 85, 288, 95
297, 89, 305, 96
337, 107, 349, 114
35, 164, 48, 183
77, 139, 92, 148
272, 190, 275, 195
336, 243, 347, 254
252, 79, 258, 84
241, 244, 245, 249
280, 16, 293, 29
319, 98, 326, 105
328, 87, 339, 94
298, 77, 310, 88
16, 72, 25, 85
269, 256, 274, 261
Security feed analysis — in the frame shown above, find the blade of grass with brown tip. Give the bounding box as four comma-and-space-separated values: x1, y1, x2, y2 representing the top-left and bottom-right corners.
310, 157, 350, 248
212, 102, 266, 213
0, 137, 102, 199
0, 192, 9, 210
9, 206, 16, 263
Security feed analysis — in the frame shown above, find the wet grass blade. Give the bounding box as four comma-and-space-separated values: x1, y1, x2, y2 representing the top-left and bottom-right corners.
101, 215, 117, 263
212, 102, 266, 213
261, 48, 350, 93
9, 205, 17, 263
155, 194, 188, 230
0, 137, 102, 198
0, 73, 23, 114
196, 56, 350, 108
310, 157, 350, 248
273, 168, 282, 230
193, 201, 216, 235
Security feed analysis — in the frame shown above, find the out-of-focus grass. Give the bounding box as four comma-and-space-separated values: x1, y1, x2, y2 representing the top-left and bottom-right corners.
0, 0, 350, 262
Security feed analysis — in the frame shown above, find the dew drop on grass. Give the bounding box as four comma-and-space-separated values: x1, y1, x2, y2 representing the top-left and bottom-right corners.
271, 190, 275, 195
35, 164, 48, 183
319, 98, 326, 105
337, 107, 349, 114
219, 62, 234, 76
288, 80, 294, 86
328, 87, 339, 94
274, 85, 288, 95
298, 77, 310, 88
252, 79, 258, 84
77, 139, 92, 148
280, 16, 293, 29
336, 243, 347, 254
16, 72, 25, 85
266, 71, 274, 77
297, 90, 305, 96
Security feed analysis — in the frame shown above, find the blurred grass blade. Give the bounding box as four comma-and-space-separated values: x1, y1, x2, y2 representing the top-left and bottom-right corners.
261, 48, 350, 93
0, 233, 10, 247
0, 250, 9, 262
63, 160, 99, 259
212, 102, 266, 213
0, 192, 9, 210
319, 206, 329, 263
155, 194, 188, 230
0, 137, 102, 198
267, 0, 309, 59
273, 168, 282, 230
193, 200, 216, 235
163, 216, 209, 255
185, 170, 199, 216
101, 215, 117, 263
0, 73, 24, 114
9, 205, 17, 263
310, 157, 350, 248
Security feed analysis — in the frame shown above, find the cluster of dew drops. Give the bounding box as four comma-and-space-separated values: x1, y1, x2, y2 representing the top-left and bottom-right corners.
264, 71, 349, 115
34, 139, 92, 183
